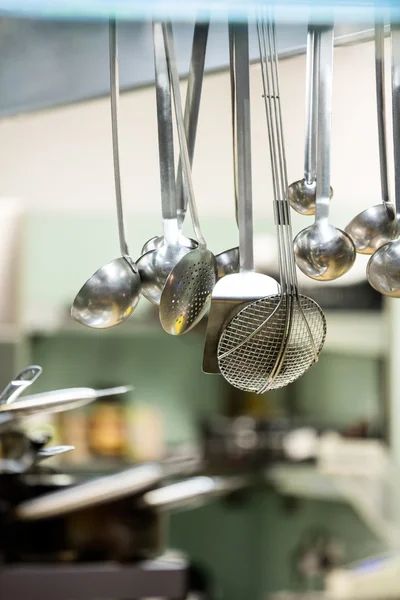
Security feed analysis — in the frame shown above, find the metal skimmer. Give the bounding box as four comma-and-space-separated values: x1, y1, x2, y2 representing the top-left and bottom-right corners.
159, 22, 216, 335
217, 13, 326, 394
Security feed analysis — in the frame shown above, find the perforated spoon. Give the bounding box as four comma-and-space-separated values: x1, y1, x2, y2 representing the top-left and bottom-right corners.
137, 21, 196, 306
160, 22, 216, 335
71, 21, 141, 328
345, 19, 397, 254
294, 25, 355, 281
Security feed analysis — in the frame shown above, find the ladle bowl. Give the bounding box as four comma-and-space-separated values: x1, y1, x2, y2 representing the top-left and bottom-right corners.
141, 234, 197, 255
345, 203, 397, 254
71, 258, 141, 328
367, 238, 400, 296
288, 180, 333, 216
294, 222, 356, 281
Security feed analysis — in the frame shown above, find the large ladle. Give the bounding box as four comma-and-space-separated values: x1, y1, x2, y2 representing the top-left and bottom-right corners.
288, 25, 333, 215
294, 25, 356, 281
345, 20, 397, 254
71, 20, 141, 329
367, 21, 400, 296
137, 21, 196, 306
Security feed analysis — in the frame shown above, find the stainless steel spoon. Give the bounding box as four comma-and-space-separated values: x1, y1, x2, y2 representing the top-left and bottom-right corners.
368, 22, 400, 296
137, 21, 197, 305
294, 25, 356, 281
71, 20, 141, 328
288, 26, 333, 215
0, 365, 42, 405
345, 20, 397, 254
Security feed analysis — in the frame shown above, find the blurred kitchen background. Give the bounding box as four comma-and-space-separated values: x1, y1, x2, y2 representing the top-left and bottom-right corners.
0, 14, 398, 600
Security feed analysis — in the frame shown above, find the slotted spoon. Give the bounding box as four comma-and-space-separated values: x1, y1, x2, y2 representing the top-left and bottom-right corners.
160, 22, 216, 336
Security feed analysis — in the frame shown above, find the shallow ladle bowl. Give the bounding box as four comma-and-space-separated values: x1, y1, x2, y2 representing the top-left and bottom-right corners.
71, 258, 141, 328
294, 222, 356, 281
367, 238, 400, 296
141, 233, 197, 255
345, 203, 397, 255
288, 180, 333, 216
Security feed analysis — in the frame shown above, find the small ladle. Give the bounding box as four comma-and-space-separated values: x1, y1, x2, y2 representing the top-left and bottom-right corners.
71, 20, 141, 328
367, 21, 400, 296
294, 25, 355, 281
137, 22, 198, 306
288, 25, 333, 215
345, 20, 397, 254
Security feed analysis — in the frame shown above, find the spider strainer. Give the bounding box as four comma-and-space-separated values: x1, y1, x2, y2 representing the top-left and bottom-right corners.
217, 14, 326, 394
159, 22, 216, 336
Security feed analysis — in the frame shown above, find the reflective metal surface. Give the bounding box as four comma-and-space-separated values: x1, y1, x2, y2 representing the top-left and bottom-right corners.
0, 365, 42, 405
345, 20, 397, 255
294, 25, 355, 281
368, 20, 400, 296
160, 22, 216, 335
203, 22, 278, 373
71, 21, 141, 329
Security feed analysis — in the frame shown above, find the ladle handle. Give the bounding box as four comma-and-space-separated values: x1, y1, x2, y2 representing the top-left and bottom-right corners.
109, 20, 130, 260
152, 21, 177, 223
314, 25, 334, 225
304, 26, 317, 184
230, 21, 254, 273
176, 21, 209, 226
375, 20, 390, 208
391, 22, 400, 221
163, 22, 207, 248
229, 28, 239, 228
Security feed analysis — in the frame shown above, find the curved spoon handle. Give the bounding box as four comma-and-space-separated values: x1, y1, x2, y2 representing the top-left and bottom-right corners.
304, 26, 317, 184
163, 22, 207, 248
0, 366, 42, 406
152, 21, 176, 226
375, 20, 391, 214
176, 21, 209, 226
109, 21, 131, 261
315, 24, 334, 225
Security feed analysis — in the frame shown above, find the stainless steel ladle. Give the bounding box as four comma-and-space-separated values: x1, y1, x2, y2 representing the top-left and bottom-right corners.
367, 21, 400, 296
71, 21, 141, 328
294, 25, 355, 281
345, 19, 397, 254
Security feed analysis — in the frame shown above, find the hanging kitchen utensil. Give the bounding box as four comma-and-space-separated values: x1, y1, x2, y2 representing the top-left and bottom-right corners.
345, 19, 397, 254
159, 22, 216, 335
288, 26, 333, 215
0, 385, 132, 418
202, 20, 279, 374
0, 365, 42, 405
367, 20, 400, 296
294, 24, 356, 281
137, 22, 197, 306
71, 20, 141, 328
217, 13, 326, 393
142, 21, 209, 256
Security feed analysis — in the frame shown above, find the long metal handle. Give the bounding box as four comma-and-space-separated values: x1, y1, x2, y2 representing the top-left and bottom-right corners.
163, 22, 206, 247
230, 21, 254, 272
0, 366, 42, 405
314, 25, 334, 225
375, 20, 392, 215
153, 21, 176, 223
392, 22, 400, 221
304, 26, 317, 184
229, 28, 239, 227
109, 21, 130, 259
176, 21, 209, 226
